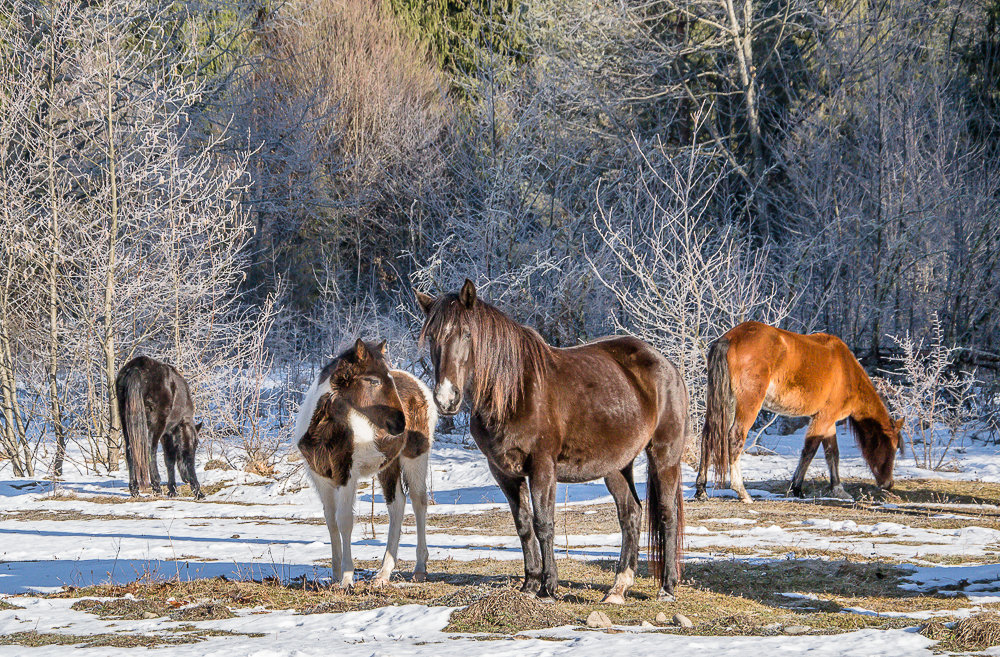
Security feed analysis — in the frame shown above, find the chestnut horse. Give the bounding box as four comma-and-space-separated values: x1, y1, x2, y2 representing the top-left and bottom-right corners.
695, 321, 902, 503
296, 339, 436, 587
416, 280, 687, 603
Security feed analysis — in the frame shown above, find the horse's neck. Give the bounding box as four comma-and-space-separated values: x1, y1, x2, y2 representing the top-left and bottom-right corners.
849, 366, 891, 426
471, 319, 548, 425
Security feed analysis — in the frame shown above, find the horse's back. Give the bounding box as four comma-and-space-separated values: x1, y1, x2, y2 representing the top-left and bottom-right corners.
723, 321, 859, 415
557, 336, 686, 427
116, 356, 193, 419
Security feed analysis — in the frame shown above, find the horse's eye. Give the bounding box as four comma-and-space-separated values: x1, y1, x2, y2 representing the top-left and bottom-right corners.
367, 378, 381, 388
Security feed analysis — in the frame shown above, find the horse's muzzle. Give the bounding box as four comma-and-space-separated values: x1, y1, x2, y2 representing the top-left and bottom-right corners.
385, 411, 406, 436
434, 379, 461, 416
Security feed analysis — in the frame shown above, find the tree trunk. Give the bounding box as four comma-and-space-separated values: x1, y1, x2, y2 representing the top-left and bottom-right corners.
102, 28, 121, 471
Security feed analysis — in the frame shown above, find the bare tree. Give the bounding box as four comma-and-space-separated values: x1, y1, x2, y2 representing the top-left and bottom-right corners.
590, 127, 792, 446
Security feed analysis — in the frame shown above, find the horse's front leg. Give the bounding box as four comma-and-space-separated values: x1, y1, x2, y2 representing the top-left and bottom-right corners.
490, 463, 542, 595
162, 434, 178, 497
334, 479, 358, 589
528, 460, 559, 600
375, 462, 404, 586
787, 435, 823, 497
312, 475, 345, 587
822, 435, 852, 500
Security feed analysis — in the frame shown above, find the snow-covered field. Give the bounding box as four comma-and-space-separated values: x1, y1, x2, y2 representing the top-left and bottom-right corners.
2, 424, 1000, 655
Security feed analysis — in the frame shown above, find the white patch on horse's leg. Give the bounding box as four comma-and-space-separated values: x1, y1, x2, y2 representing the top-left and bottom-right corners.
334, 479, 357, 588
403, 454, 430, 581
375, 476, 405, 586
731, 459, 753, 504
310, 473, 343, 583
600, 567, 634, 605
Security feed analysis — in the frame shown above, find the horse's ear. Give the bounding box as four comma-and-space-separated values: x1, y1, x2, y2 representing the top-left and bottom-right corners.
376, 340, 387, 356
195, 422, 203, 433
353, 338, 368, 362
894, 417, 905, 432
459, 279, 476, 308
414, 289, 435, 315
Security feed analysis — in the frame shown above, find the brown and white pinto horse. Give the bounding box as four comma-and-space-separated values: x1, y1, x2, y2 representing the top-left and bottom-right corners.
296, 339, 436, 587
417, 280, 687, 603
695, 321, 902, 503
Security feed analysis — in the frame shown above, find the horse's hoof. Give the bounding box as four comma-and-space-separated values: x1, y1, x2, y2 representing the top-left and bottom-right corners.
412, 571, 426, 583
520, 581, 541, 596
693, 491, 707, 501
600, 592, 626, 605
829, 486, 853, 501
657, 591, 676, 602
372, 576, 391, 588
739, 496, 754, 504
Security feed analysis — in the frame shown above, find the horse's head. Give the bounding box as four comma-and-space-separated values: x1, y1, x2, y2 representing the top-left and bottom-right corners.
329, 338, 406, 436
415, 279, 478, 416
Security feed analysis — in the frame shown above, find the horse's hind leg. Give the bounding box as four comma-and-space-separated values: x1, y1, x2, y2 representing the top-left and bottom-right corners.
403, 452, 430, 582
646, 443, 683, 601
601, 464, 640, 605
731, 398, 764, 504
822, 434, 852, 500
149, 433, 163, 496
694, 432, 711, 500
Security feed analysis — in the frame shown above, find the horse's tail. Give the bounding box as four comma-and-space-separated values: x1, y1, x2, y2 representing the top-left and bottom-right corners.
703, 337, 737, 485
646, 450, 685, 588
674, 468, 684, 580
119, 369, 150, 490
646, 452, 665, 586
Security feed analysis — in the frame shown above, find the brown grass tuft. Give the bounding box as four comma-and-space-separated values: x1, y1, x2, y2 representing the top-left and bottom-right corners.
921, 612, 1000, 652
446, 588, 573, 634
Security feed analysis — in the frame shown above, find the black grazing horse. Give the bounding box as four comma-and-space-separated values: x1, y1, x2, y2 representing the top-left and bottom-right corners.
116, 356, 203, 498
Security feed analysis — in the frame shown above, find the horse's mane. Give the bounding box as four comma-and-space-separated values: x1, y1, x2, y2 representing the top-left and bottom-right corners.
419, 294, 550, 423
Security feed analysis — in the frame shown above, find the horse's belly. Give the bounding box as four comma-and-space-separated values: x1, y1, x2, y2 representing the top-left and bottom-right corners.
763, 381, 812, 417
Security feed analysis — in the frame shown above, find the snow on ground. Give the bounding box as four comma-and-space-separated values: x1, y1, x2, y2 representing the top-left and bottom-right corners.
0, 423, 999, 654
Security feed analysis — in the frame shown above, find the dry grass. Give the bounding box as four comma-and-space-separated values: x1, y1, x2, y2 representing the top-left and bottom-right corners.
446, 588, 573, 633
921, 613, 1000, 652
45, 556, 994, 638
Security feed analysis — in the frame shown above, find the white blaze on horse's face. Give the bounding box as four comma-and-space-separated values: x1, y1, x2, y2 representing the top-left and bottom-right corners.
431, 319, 472, 415
434, 378, 459, 414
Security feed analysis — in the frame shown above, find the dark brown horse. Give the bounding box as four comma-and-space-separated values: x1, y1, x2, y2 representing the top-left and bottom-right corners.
695, 321, 903, 503
116, 356, 203, 499
416, 280, 687, 603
